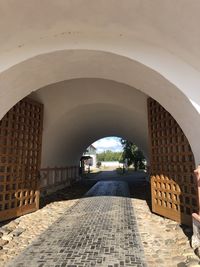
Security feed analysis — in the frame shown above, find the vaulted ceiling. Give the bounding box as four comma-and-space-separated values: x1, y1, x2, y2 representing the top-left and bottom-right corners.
1, 1, 200, 165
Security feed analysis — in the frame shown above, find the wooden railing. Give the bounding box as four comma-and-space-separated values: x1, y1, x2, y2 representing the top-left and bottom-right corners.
40, 166, 80, 191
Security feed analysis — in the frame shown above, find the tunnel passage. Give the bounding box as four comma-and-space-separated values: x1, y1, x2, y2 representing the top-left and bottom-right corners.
1, 2, 200, 259
29, 78, 149, 167
0, 78, 198, 226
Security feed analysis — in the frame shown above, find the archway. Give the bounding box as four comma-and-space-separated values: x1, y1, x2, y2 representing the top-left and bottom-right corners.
0, 50, 200, 164
0, 76, 198, 226
1, 1, 200, 264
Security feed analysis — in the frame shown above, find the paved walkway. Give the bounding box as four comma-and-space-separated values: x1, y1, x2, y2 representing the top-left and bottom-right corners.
86, 169, 147, 183
2, 171, 199, 266
6, 181, 147, 267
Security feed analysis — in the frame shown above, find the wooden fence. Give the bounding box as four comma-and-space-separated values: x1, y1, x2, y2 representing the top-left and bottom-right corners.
40, 166, 80, 193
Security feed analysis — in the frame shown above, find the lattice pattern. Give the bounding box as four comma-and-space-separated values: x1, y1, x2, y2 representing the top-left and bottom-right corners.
0, 98, 43, 221
148, 98, 198, 225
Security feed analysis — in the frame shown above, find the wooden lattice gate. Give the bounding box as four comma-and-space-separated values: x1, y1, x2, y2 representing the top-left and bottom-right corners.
0, 98, 43, 222
148, 98, 198, 225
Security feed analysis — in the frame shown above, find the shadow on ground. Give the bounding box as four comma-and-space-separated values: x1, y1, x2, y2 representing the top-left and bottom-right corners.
1, 169, 192, 245
0, 170, 157, 228
6, 179, 148, 267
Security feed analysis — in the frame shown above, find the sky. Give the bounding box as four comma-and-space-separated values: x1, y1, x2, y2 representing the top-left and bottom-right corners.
92, 136, 123, 153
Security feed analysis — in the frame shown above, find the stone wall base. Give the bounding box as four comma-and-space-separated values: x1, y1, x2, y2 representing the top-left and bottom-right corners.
40, 177, 81, 197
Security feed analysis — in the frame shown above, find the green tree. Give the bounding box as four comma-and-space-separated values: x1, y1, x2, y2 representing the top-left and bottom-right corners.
120, 139, 145, 170
97, 150, 122, 162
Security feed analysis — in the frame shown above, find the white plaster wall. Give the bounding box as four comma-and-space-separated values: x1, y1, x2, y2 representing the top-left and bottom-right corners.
101, 162, 123, 168
30, 79, 148, 167
1, 0, 200, 110
0, 1, 200, 164
1, 49, 199, 163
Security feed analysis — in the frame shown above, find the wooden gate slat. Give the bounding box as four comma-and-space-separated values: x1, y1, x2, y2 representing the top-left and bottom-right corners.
0, 98, 43, 222
148, 98, 198, 226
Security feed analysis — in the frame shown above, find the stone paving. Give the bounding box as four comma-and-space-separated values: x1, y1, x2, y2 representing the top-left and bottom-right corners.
0, 171, 200, 267
0, 184, 90, 266
6, 181, 147, 267
129, 182, 200, 267
132, 197, 200, 267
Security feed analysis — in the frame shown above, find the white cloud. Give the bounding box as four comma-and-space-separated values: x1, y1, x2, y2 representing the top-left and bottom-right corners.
92, 137, 123, 153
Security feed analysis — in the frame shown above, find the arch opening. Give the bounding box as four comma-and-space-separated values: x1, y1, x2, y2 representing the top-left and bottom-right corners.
80, 136, 146, 175
0, 49, 200, 163
0, 56, 199, 227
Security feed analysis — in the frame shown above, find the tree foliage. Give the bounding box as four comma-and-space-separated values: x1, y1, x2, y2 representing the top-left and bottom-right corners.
97, 150, 122, 162
120, 139, 146, 170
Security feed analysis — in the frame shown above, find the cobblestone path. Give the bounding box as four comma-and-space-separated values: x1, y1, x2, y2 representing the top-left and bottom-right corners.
6, 181, 147, 267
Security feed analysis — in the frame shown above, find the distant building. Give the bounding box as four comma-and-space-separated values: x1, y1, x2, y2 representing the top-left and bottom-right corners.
82, 145, 97, 170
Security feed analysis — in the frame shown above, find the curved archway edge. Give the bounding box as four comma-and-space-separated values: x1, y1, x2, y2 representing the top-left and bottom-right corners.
0, 49, 200, 163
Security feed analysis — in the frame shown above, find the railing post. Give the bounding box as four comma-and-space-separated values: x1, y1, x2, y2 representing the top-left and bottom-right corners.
40, 165, 79, 194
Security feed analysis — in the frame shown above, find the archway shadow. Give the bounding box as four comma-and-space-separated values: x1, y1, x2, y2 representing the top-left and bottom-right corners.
39, 170, 150, 208
0, 170, 193, 245
81, 169, 151, 208
1, 171, 198, 267
3, 176, 149, 266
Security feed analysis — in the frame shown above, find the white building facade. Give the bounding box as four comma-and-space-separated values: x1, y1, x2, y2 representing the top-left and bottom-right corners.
82, 145, 97, 170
